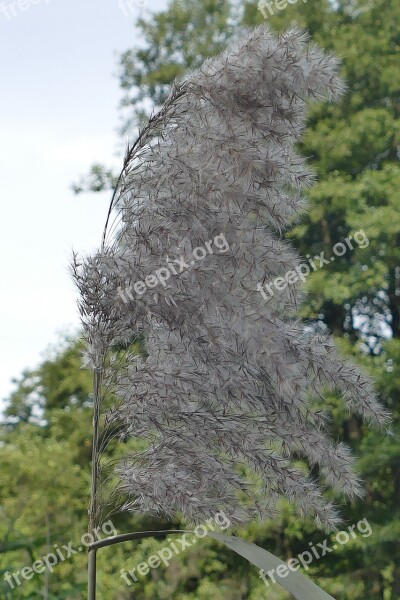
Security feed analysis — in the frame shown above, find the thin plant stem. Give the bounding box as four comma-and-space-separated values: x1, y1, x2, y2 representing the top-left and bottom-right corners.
88, 368, 102, 599
88, 530, 191, 552
88, 548, 97, 600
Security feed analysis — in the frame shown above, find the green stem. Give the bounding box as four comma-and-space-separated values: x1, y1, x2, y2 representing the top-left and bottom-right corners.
88, 369, 102, 599
88, 548, 97, 600
88, 530, 191, 552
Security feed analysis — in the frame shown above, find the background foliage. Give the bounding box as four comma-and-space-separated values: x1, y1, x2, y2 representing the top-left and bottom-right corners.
1, 0, 399, 597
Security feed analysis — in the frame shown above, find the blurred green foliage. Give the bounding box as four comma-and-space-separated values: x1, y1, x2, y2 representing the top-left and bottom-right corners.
2, 0, 400, 597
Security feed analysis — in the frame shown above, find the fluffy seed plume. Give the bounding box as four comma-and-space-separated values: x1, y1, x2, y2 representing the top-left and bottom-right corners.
73, 26, 389, 531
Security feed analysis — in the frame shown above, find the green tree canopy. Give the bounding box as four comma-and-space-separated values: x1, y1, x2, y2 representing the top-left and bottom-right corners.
4, 0, 400, 597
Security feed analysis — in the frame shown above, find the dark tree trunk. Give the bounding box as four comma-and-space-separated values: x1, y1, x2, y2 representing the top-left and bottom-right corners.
392, 564, 400, 599
388, 266, 400, 339
323, 300, 344, 336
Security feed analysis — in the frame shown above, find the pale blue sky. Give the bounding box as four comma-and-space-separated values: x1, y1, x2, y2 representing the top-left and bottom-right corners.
0, 0, 167, 406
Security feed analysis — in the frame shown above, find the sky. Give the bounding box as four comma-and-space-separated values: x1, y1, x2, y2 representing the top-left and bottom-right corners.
0, 0, 167, 408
